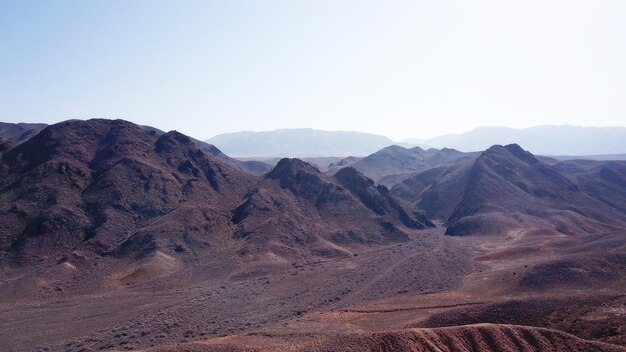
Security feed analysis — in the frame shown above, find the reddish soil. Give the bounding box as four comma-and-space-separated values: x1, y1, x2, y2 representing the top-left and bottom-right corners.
152, 324, 625, 352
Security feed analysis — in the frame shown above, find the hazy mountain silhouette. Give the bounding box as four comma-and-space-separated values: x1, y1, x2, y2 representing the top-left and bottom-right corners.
405, 125, 626, 155
206, 128, 395, 157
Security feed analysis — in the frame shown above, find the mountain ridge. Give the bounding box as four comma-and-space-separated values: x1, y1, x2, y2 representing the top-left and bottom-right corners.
4, 122, 626, 157
0, 119, 432, 265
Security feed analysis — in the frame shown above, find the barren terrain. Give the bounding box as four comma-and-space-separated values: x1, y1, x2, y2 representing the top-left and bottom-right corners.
0, 120, 625, 351
2, 225, 625, 351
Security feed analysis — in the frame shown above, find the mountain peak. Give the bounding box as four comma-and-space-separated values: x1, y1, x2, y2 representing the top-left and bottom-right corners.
440, 147, 462, 154
504, 143, 538, 164
482, 144, 538, 164
267, 158, 320, 180
155, 130, 196, 154
380, 145, 409, 153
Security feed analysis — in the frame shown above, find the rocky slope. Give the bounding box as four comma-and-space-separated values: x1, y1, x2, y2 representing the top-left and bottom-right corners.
232, 159, 433, 259
0, 119, 432, 266
0, 119, 256, 264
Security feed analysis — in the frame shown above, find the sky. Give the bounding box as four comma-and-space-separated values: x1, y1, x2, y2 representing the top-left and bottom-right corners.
1, 0, 625, 141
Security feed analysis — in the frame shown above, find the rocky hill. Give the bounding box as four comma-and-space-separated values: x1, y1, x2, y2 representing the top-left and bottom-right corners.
232, 159, 433, 259
0, 119, 431, 266
0, 119, 256, 264
391, 144, 626, 236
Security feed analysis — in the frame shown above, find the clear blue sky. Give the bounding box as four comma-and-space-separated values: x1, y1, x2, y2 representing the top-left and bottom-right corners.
1, 0, 625, 140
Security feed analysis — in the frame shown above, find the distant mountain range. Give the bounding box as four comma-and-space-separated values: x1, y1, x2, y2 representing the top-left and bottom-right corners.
3, 123, 625, 158
406, 125, 626, 155
205, 128, 396, 157
207, 125, 626, 157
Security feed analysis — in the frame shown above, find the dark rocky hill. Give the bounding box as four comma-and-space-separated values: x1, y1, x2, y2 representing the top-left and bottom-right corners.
0, 119, 256, 264
0, 119, 433, 266
231, 159, 433, 259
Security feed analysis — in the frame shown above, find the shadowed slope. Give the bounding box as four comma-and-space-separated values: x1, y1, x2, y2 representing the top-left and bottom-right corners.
334, 167, 433, 229
0, 138, 10, 154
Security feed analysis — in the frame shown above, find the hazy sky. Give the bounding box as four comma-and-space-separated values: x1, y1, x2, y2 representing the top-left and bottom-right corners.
1, 1, 625, 140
